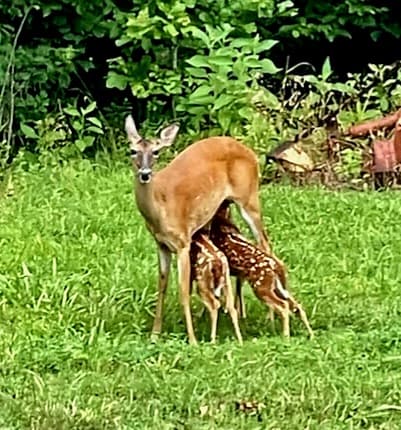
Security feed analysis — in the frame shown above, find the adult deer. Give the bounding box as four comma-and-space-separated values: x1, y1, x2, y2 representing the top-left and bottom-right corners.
125, 114, 270, 345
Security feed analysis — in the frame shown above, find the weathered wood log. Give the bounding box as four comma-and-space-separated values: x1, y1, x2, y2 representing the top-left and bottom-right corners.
347, 109, 401, 137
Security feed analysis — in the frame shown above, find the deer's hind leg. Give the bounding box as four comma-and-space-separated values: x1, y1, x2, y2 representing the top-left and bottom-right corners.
236, 195, 271, 254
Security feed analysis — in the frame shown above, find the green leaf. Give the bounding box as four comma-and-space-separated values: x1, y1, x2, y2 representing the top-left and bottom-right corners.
217, 109, 232, 133
259, 59, 281, 74
238, 107, 253, 120
175, 103, 186, 112
190, 85, 212, 98
81, 102, 97, 116
231, 38, 253, 48
64, 107, 80, 117
72, 120, 83, 132
86, 126, 104, 135
188, 26, 210, 46
244, 57, 263, 68
87, 117, 103, 128
75, 136, 95, 152
303, 74, 319, 84
331, 83, 357, 94
187, 106, 207, 115
186, 67, 208, 78
321, 57, 332, 80
164, 23, 179, 37
20, 123, 38, 139
186, 55, 210, 68
106, 73, 128, 90
254, 39, 278, 53
380, 97, 389, 111
188, 95, 215, 105
208, 56, 233, 66
213, 94, 235, 110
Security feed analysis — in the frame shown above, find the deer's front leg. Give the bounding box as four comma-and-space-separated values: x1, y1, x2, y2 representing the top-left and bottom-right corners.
177, 246, 197, 345
151, 244, 172, 340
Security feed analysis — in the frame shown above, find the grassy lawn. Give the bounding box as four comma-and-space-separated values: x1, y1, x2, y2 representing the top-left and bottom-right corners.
1, 159, 401, 429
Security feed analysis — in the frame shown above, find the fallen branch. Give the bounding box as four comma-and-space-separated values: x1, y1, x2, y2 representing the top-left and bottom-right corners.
346, 108, 401, 137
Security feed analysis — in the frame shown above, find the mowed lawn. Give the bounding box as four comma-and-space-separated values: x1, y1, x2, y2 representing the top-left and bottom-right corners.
1, 159, 401, 429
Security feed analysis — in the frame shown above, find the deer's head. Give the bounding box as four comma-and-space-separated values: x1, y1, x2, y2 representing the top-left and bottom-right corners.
125, 115, 179, 184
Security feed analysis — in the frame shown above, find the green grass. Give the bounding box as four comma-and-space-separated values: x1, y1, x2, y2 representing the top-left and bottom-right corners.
1, 159, 401, 429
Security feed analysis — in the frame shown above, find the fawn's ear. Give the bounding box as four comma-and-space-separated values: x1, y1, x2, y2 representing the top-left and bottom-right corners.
125, 115, 142, 144
159, 123, 180, 148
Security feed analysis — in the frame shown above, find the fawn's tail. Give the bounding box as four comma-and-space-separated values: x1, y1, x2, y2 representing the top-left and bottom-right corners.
274, 276, 290, 300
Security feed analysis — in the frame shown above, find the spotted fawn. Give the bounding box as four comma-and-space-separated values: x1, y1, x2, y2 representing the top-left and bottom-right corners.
210, 203, 314, 339
190, 231, 243, 344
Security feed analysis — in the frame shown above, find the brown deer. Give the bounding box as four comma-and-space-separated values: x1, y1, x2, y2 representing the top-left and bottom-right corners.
190, 231, 243, 344
125, 115, 271, 345
210, 203, 314, 339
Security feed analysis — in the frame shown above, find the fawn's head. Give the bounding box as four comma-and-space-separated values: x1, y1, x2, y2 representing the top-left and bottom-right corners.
215, 200, 232, 221
125, 115, 180, 184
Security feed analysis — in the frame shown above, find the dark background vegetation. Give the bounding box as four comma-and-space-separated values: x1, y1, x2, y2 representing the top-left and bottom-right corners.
1, 0, 401, 171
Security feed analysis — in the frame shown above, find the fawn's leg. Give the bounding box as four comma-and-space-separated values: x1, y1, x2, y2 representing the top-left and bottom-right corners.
209, 306, 219, 343
198, 278, 220, 343
224, 274, 243, 344
292, 301, 314, 339
278, 301, 290, 337
235, 277, 247, 319
267, 300, 290, 338
266, 307, 276, 334
286, 295, 314, 339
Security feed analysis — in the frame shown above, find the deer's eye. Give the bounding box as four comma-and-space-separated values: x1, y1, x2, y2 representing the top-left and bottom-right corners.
152, 149, 159, 157
130, 149, 138, 157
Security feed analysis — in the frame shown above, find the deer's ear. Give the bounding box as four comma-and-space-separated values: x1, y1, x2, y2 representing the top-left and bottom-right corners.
159, 123, 179, 148
125, 115, 142, 143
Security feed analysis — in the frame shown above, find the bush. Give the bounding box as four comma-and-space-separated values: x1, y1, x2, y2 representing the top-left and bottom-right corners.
1, 0, 401, 166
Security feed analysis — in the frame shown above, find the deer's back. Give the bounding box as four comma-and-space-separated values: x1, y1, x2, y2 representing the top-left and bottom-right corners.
151, 137, 260, 244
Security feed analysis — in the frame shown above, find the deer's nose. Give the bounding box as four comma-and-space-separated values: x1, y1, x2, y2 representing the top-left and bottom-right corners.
138, 168, 152, 184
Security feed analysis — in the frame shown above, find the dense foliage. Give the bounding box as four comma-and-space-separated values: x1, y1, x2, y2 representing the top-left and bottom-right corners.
1, 0, 401, 165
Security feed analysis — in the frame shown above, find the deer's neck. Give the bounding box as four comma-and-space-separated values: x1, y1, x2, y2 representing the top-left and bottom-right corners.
134, 178, 160, 230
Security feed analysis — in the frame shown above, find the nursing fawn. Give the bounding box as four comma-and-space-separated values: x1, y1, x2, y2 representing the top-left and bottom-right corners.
190, 231, 243, 344
210, 203, 314, 339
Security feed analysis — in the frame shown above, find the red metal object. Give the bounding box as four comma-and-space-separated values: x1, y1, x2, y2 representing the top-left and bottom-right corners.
373, 139, 397, 172
373, 120, 401, 172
